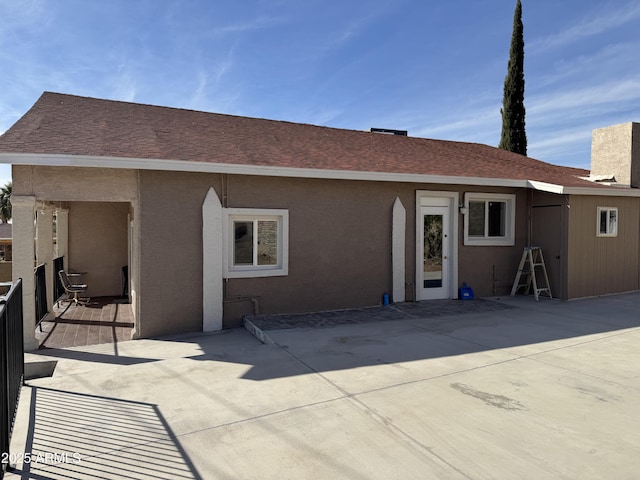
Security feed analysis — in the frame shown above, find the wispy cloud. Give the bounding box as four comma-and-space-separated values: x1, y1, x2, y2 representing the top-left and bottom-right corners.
327, 10, 381, 49
187, 46, 236, 112
529, 78, 640, 119
530, 1, 640, 51
411, 105, 501, 143
210, 15, 285, 35
0, 0, 46, 31
212, 48, 235, 84
189, 71, 208, 108
527, 79, 640, 167
530, 128, 591, 151
112, 77, 137, 103
534, 42, 640, 88
323, 0, 404, 52
528, 126, 593, 163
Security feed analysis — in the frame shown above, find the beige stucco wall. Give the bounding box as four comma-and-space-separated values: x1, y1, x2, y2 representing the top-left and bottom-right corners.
137, 171, 403, 336
26, 162, 639, 338
68, 202, 130, 297
224, 175, 400, 315
12, 165, 138, 201
455, 187, 529, 298
137, 171, 214, 337
136, 170, 530, 336
591, 122, 640, 188
567, 195, 640, 299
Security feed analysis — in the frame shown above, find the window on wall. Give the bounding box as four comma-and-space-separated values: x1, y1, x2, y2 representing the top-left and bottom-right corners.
597, 207, 618, 237
223, 208, 289, 278
464, 193, 516, 246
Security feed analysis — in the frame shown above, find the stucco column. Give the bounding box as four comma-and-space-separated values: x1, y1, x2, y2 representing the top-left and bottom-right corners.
392, 197, 406, 303
11, 195, 38, 351
55, 208, 69, 260
36, 205, 55, 309
202, 188, 223, 332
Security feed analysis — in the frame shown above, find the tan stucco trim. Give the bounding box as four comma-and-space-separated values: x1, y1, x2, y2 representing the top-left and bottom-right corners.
392, 197, 406, 303
11, 195, 38, 350
202, 188, 223, 332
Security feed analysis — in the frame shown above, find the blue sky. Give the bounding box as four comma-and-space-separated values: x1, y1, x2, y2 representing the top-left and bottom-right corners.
1, 0, 640, 187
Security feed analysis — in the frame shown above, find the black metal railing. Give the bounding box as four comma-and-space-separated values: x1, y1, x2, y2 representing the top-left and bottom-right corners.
1, 280, 24, 478
53, 256, 65, 303
34, 264, 48, 326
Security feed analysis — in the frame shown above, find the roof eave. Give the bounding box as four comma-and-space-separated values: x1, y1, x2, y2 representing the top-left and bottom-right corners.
0, 152, 529, 188
527, 180, 640, 197
3, 152, 640, 196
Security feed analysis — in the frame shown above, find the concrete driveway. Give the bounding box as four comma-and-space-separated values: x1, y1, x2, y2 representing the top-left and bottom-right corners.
7, 293, 640, 479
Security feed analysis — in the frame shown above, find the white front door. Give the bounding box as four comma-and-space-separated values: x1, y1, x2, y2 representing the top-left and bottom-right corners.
418, 204, 452, 300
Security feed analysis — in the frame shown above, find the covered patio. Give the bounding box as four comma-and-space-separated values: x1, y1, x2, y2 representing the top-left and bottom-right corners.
10, 167, 140, 351
35, 297, 134, 349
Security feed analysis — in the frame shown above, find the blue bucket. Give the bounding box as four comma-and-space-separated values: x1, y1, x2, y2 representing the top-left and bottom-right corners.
459, 283, 474, 300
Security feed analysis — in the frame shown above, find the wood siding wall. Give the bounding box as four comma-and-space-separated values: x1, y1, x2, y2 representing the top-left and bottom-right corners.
567, 195, 640, 298
531, 191, 569, 300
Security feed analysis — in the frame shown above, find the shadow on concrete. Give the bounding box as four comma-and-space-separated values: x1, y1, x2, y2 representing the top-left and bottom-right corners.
237, 294, 640, 380
25, 294, 640, 384
11, 387, 202, 480
26, 348, 158, 367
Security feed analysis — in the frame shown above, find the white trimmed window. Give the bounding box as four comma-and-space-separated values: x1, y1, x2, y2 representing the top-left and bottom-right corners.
597, 207, 618, 237
464, 193, 516, 246
223, 208, 289, 278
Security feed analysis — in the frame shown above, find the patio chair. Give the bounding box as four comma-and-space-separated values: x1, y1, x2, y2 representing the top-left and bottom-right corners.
58, 270, 89, 306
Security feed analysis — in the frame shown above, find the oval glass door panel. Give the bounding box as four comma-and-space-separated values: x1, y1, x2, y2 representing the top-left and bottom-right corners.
424, 214, 443, 288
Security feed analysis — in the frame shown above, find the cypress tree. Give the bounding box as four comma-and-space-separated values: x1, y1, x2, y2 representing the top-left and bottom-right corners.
499, 0, 527, 155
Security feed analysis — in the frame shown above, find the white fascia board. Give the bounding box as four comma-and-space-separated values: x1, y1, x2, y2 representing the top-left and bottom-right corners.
0, 152, 527, 188
4, 152, 640, 196
562, 186, 640, 197
526, 180, 566, 194
528, 180, 640, 197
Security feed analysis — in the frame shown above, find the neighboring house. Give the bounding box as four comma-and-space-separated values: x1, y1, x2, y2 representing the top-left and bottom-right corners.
0, 92, 638, 350
0, 223, 12, 282
0, 223, 12, 261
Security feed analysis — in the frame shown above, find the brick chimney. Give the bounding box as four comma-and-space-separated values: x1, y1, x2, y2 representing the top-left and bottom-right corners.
591, 122, 640, 188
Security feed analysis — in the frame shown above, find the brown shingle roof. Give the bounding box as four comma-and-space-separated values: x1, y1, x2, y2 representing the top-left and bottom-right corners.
0, 92, 595, 187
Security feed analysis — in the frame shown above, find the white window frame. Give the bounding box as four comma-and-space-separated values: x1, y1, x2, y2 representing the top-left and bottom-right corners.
223, 208, 289, 278
463, 193, 516, 246
596, 207, 618, 237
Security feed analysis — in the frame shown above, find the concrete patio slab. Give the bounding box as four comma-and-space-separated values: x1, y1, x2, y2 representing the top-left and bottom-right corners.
358, 355, 640, 479
270, 320, 519, 394
5, 293, 640, 479
18, 330, 344, 438
178, 397, 459, 480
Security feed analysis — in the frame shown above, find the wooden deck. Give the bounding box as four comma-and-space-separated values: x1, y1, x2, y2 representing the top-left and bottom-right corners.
36, 297, 135, 349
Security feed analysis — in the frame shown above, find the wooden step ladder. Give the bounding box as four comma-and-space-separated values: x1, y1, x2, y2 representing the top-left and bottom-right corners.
510, 247, 552, 301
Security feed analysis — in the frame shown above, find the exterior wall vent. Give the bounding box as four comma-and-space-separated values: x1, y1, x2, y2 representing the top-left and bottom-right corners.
370, 128, 408, 136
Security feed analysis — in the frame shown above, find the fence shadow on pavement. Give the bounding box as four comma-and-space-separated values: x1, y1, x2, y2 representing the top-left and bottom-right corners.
10, 387, 202, 480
